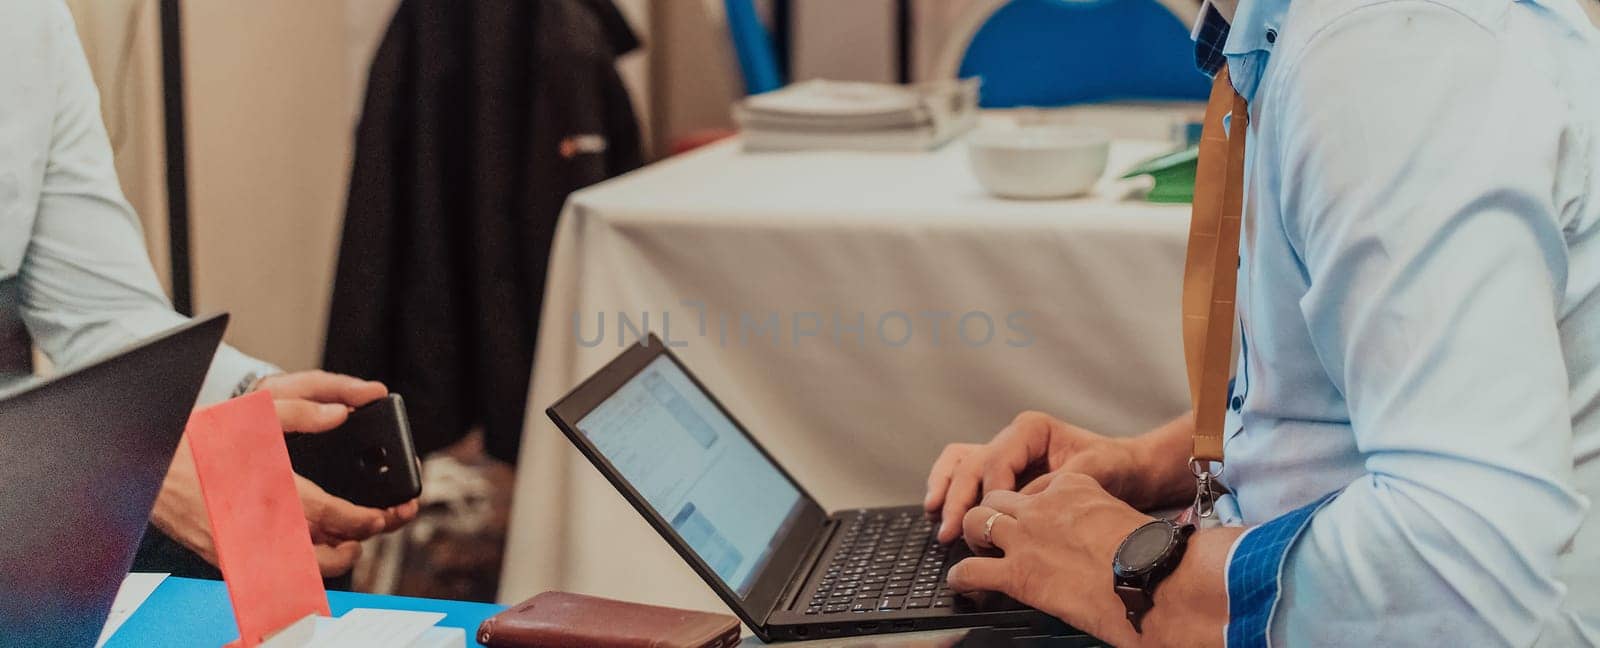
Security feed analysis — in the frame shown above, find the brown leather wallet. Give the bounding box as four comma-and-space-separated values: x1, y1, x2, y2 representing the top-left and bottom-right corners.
477, 591, 742, 648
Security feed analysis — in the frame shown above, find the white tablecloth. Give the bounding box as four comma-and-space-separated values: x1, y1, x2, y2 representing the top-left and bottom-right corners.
499, 129, 1195, 613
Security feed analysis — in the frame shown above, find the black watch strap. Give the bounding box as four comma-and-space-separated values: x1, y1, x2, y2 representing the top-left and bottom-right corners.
1115, 580, 1155, 632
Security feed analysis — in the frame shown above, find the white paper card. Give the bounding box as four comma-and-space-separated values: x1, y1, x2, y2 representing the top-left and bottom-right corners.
321, 609, 447, 647
408, 627, 467, 648
259, 609, 458, 648
95, 572, 170, 647
258, 615, 324, 648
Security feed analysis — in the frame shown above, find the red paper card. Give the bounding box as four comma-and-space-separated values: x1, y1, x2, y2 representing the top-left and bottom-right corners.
186, 391, 328, 646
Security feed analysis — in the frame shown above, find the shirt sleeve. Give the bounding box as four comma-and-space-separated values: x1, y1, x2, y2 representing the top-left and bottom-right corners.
20, 1, 276, 404
1226, 3, 1588, 646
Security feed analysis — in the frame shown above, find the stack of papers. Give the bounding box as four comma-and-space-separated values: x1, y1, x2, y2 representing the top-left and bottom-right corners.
93, 572, 464, 648
261, 609, 464, 648
735, 79, 980, 152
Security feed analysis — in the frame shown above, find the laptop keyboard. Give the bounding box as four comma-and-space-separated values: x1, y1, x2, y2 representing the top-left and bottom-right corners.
803, 510, 956, 615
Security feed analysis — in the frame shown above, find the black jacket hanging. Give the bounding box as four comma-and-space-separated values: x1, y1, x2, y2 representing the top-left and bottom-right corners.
323, 0, 643, 465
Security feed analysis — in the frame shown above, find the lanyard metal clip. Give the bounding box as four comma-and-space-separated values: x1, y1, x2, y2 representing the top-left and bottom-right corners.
1189, 458, 1224, 520
1194, 472, 1217, 519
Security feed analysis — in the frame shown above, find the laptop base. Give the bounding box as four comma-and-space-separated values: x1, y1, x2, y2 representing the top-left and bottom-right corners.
761, 505, 1079, 642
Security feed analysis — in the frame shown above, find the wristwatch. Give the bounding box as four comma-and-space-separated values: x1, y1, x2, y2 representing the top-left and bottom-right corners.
231, 370, 272, 398
1112, 518, 1195, 633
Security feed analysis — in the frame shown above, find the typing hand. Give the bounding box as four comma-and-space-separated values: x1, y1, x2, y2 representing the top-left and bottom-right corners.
946, 476, 1152, 646
923, 411, 1146, 544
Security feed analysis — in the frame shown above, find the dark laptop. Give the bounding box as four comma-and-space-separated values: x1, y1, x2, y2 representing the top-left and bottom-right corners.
0, 314, 228, 647
546, 334, 1071, 642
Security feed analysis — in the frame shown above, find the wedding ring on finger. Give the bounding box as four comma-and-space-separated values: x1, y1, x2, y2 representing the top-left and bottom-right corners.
982, 511, 1008, 546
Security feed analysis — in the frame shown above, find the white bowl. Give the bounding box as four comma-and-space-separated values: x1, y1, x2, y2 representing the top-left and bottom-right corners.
966, 125, 1111, 200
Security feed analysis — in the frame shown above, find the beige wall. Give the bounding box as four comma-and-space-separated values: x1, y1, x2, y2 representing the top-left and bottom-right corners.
343, 0, 401, 121
792, 0, 897, 82
613, 0, 655, 156
181, 1, 353, 371
648, 0, 742, 154
65, 0, 354, 371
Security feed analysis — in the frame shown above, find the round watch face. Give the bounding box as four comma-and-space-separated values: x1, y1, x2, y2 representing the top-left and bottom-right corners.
1116, 522, 1176, 573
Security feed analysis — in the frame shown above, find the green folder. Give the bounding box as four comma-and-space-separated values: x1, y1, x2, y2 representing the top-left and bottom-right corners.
1120, 146, 1198, 203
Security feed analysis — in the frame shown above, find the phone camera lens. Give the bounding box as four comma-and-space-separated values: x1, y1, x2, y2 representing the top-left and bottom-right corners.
358, 446, 390, 474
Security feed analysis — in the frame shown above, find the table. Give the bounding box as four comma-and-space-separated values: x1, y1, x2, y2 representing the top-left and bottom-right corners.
108, 577, 505, 647
108, 578, 1102, 647
500, 117, 1196, 614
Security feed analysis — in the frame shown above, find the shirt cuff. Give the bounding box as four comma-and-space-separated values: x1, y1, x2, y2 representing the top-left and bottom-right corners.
1224, 491, 1340, 648
197, 343, 280, 405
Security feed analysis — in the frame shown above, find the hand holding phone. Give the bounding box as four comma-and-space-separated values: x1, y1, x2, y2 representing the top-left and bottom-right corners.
285, 394, 423, 508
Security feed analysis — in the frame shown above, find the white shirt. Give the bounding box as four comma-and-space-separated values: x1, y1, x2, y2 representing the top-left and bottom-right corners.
0, 1, 275, 403
1205, 0, 1600, 644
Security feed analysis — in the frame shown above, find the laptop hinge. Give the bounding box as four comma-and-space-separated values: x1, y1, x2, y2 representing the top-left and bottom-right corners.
770, 516, 839, 618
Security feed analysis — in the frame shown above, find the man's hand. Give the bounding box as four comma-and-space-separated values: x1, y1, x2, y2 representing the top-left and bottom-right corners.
295, 473, 418, 547
948, 474, 1239, 647
947, 475, 1153, 646
259, 371, 419, 575
924, 411, 1148, 543
256, 370, 387, 433
153, 443, 417, 577
150, 437, 219, 566
315, 541, 365, 579
151, 370, 419, 578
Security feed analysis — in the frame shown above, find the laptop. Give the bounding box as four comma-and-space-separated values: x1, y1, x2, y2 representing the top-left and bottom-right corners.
547, 334, 1070, 642
0, 314, 228, 647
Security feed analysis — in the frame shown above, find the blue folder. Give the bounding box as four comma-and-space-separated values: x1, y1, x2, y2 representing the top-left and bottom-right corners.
105, 576, 507, 648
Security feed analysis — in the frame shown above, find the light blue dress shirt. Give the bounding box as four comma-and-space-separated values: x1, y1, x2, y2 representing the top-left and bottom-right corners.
0, 2, 276, 403
1197, 0, 1600, 645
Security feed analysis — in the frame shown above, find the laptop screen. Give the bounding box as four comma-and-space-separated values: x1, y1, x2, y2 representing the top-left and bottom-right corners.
575, 355, 804, 595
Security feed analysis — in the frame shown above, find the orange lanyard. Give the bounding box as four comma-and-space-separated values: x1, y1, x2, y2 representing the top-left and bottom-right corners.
1181, 68, 1248, 515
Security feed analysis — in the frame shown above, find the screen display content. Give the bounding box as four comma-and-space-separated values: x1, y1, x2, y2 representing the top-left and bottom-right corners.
575, 356, 804, 595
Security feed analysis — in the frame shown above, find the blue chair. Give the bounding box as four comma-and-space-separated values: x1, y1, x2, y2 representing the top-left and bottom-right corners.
724, 0, 784, 95
954, 0, 1209, 107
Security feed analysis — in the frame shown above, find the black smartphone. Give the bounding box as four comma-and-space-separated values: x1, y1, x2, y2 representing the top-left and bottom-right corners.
285, 393, 422, 508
